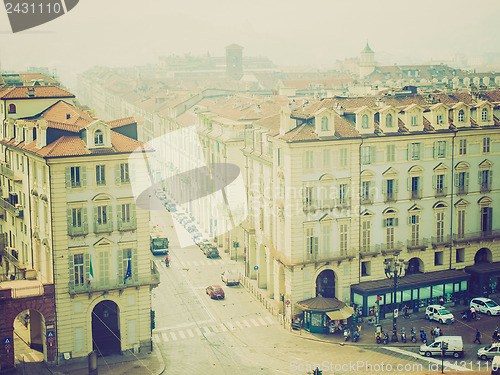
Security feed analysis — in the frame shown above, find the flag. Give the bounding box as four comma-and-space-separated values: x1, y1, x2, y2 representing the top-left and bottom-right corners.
124, 259, 131, 283
88, 256, 94, 285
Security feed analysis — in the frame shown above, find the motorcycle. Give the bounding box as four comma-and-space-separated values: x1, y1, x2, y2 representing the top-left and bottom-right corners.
401, 328, 407, 343
343, 328, 351, 342
492, 328, 500, 342
420, 329, 427, 344
382, 332, 389, 345
410, 328, 417, 343
352, 330, 360, 342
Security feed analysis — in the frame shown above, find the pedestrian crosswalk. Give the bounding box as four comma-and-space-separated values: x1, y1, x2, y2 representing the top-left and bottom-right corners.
155, 258, 226, 269
153, 316, 275, 343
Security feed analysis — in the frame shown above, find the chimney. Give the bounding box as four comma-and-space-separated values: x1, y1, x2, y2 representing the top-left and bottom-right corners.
279, 106, 295, 135
26, 122, 35, 144
36, 120, 48, 149
27, 87, 35, 97
15, 120, 24, 143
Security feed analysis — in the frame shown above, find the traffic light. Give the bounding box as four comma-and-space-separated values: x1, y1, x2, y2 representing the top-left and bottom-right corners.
313, 368, 322, 375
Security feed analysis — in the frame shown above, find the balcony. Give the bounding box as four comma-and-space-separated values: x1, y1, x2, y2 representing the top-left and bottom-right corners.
480, 182, 492, 193
410, 190, 422, 200
407, 238, 429, 251
0, 198, 23, 218
68, 223, 88, 236
68, 260, 160, 296
0, 266, 46, 299
384, 193, 397, 203
360, 245, 380, 258
435, 188, 447, 197
377, 241, 404, 255
431, 235, 451, 248
360, 194, 374, 205
0, 162, 22, 182
117, 218, 137, 232
457, 186, 468, 195
94, 221, 113, 234
453, 229, 500, 244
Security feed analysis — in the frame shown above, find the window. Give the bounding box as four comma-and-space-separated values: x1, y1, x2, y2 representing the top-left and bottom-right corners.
97, 206, 108, 225
411, 176, 420, 199
321, 225, 330, 256
436, 212, 445, 243
456, 248, 465, 263
71, 167, 80, 188
435, 141, 446, 158
458, 110, 464, 122
482, 108, 488, 121
8, 104, 16, 114
304, 186, 313, 208
435, 174, 445, 196
361, 219, 371, 252
323, 150, 330, 168
480, 170, 492, 192
483, 137, 491, 153
457, 210, 465, 239
436, 114, 443, 124
96, 165, 106, 185
304, 151, 314, 169
361, 261, 371, 276
123, 249, 132, 278
94, 130, 103, 145
434, 251, 443, 266
339, 148, 348, 166
306, 227, 318, 257
361, 181, 372, 204
410, 214, 420, 247
386, 113, 393, 127
385, 217, 396, 250
386, 145, 395, 162
121, 203, 131, 223
338, 183, 348, 205
72, 208, 82, 228
456, 171, 469, 194
74, 254, 84, 286
321, 116, 329, 131
361, 146, 374, 165
411, 115, 418, 126
459, 139, 467, 155
482, 207, 493, 233
410, 143, 421, 160
385, 179, 396, 202
339, 223, 348, 255
120, 163, 129, 183
362, 114, 369, 129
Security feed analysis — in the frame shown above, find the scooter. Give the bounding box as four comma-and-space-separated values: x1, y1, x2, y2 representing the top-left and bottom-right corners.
343, 328, 351, 342
401, 328, 407, 343
410, 327, 417, 343
382, 332, 389, 345
492, 328, 500, 342
352, 330, 360, 342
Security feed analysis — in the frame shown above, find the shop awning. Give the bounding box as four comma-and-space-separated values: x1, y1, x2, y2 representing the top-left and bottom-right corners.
325, 306, 354, 320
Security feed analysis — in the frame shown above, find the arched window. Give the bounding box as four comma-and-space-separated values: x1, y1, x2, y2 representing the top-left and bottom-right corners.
362, 114, 369, 129
458, 109, 464, 122
386, 113, 393, 127
94, 130, 103, 145
482, 108, 488, 121
8, 104, 16, 114
321, 116, 329, 131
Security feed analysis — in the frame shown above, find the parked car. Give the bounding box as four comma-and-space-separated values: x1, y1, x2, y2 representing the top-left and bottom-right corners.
195, 239, 210, 248
203, 245, 219, 259
478, 343, 500, 361
221, 270, 239, 286
206, 285, 225, 300
425, 305, 455, 324
419, 336, 463, 358
470, 298, 500, 316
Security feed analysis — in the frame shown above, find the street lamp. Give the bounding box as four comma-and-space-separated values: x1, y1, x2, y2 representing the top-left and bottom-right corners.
384, 253, 407, 342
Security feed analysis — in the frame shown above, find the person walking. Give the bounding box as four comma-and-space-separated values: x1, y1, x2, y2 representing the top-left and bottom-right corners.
474, 330, 481, 344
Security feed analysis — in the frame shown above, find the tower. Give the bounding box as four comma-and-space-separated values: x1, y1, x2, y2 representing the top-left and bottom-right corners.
225, 44, 243, 80
359, 42, 376, 78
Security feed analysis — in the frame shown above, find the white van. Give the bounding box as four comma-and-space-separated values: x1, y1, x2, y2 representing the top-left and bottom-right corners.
419, 336, 464, 358
221, 270, 239, 286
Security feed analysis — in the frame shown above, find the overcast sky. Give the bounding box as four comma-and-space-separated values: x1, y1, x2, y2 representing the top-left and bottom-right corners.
1, 0, 500, 89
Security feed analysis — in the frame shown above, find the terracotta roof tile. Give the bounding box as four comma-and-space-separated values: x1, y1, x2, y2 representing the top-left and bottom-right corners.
0, 86, 74, 100
19, 73, 59, 85
107, 116, 137, 129
253, 114, 280, 132
423, 117, 435, 132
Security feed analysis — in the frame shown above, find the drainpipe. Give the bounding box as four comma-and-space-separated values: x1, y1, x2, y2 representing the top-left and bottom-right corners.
449, 129, 457, 270
358, 137, 364, 284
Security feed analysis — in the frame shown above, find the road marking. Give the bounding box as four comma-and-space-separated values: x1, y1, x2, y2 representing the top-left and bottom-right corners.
226, 322, 236, 331
211, 325, 219, 333
265, 316, 274, 324
170, 332, 178, 341
235, 321, 245, 329
186, 329, 194, 338
242, 320, 251, 328
250, 319, 259, 327
219, 323, 228, 332
178, 331, 186, 339
154, 319, 213, 331
203, 326, 213, 336
258, 318, 267, 326
161, 333, 169, 342
154, 335, 161, 343
383, 347, 470, 371
195, 328, 203, 336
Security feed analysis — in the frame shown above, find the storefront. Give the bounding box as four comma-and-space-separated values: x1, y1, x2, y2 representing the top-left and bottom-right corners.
295, 297, 353, 334
351, 269, 470, 317
464, 262, 500, 297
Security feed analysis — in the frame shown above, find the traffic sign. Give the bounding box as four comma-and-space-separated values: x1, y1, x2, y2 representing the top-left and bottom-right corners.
47, 331, 54, 338
394, 309, 398, 318
4, 343, 11, 351
3, 338, 11, 345
285, 299, 291, 306
254, 266, 258, 271
48, 337, 55, 344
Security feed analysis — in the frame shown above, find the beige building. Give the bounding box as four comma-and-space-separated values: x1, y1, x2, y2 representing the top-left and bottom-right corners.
0, 86, 157, 364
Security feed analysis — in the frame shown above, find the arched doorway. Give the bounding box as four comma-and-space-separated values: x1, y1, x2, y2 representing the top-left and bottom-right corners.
92, 300, 121, 356
13, 310, 45, 365
406, 257, 424, 274
475, 248, 492, 264
316, 269, 335, 298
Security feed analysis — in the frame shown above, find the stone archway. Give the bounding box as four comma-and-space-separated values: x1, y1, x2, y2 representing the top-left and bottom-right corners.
13, 309, 45, 365
406, 257, 424, 274
475, 248, 492, 264
316, 269, 335, 298
91, 300, 121, 356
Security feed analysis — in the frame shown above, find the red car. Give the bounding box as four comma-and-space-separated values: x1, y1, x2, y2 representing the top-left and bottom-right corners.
206, 285, 225, 300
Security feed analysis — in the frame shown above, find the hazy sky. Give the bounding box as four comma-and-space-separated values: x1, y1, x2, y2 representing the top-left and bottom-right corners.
1, 0, 500, 89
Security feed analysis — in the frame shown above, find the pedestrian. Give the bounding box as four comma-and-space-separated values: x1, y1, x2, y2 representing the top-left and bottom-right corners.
474, 330, 481, 344
471, 306, 477, 320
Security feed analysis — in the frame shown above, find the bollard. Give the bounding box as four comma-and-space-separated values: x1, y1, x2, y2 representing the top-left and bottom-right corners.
88, 351, 98, 375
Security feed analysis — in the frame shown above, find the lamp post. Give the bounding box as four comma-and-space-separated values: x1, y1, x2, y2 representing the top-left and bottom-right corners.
384, 253, 407, 342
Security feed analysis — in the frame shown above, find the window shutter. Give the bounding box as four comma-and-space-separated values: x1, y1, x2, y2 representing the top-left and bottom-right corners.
465, 172, 469, 188
115, 164, 121, 184
418, 143, 422, 159
395, 179, 399, 193
487, 207, 493, 231
443, 174, 448, 189
432, 175, 436, 189
94, 207, 98, 229
394, 218, 399, 226
370, 146, 376, 164
81, 166, 87, 187
407, 177, 411, 191
443, 141, 447, 158
84, 253, 90, 285
68, 254, 75, 290
406, 144, 410, 161
382, 180, 386, 195
454, 173, 459, 187
419, 176, 423, 191
382, 218, 387, 227
131, 204, 136, 227
65, 167, 71, 188
490, 170, 493, 183
108, 205, 113, 230
117, 249, 123, 284
83, 208, 88, 233
67, 209, 72, 233
132, 247, 138, 282
433, 142, 437, 158
117, 204, 122, 228
478, 171, 482, 184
